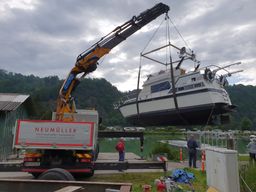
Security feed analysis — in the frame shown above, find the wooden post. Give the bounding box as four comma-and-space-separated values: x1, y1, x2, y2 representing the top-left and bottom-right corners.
179, 148, 183, 162
143, 184, 152, 192
201, 150, 206, 172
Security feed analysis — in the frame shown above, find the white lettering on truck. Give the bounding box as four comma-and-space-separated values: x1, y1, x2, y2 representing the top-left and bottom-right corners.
34, 127, 76, 133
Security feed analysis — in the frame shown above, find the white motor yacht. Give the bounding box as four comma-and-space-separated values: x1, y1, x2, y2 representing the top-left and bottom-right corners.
115, 15, 241, 126
117, 62, 240, 126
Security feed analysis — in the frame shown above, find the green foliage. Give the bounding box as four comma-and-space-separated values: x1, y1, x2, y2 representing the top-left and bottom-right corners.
240, 117, 253, 131
226, 85, 256, 129
0, 70, 124, 125
151, 143, 180, 161
73, 78, 125, 125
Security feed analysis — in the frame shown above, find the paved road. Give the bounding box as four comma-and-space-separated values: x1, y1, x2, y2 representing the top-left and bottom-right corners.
0, 152, 200, 179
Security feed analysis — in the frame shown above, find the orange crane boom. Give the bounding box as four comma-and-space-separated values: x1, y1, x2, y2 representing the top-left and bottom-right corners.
56, 3, 170, 121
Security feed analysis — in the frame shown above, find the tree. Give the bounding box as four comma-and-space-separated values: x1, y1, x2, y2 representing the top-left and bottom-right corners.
240, 117, 253, 131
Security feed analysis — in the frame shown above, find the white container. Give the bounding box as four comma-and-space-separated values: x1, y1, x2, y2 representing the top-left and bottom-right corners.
205, 147, 240, 192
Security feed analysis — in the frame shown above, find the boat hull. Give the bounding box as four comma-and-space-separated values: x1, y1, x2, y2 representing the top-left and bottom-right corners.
118, 88, 235, 126
121, 102, 234, 126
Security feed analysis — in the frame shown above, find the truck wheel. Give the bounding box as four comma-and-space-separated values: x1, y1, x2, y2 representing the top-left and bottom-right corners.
74, 169, 94, 178
86, 169, 94, 177
31, 172, 40, 178
38, 168, 75, 181
95, 144, 99, 161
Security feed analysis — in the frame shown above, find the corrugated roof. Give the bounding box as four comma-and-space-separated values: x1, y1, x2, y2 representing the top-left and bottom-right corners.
0, 93, 30, 111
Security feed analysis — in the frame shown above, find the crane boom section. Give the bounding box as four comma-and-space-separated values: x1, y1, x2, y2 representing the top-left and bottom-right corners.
56, 3, 169, 120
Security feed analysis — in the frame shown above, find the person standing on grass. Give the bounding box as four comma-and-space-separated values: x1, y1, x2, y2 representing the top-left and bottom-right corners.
187, 134, 198, 168
247, 138, 256, 164
116, 137, 125, 161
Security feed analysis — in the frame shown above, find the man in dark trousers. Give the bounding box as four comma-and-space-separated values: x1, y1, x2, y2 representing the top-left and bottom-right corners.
187, 134, 198, 168
116, 137, 125, 161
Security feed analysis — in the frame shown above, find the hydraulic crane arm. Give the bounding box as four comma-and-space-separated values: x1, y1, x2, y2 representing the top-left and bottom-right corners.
56, 3, 169, 120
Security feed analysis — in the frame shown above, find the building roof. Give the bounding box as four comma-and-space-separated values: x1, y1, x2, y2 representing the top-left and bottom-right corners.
0, 93, 30, 111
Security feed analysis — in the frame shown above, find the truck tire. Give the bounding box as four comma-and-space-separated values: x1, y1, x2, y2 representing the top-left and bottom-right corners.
73, 169, 94, 178
86, 169, 94, 177
38, 168, 75, 181
31, 172, 40, 178
94, 144, 99, 161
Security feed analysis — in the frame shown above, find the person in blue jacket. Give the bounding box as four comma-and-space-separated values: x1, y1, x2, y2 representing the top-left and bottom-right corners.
247, 137, 256, 164
187, 134, 198, 168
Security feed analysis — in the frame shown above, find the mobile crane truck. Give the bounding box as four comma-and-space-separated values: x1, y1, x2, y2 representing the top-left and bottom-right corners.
13, 3, 170, 179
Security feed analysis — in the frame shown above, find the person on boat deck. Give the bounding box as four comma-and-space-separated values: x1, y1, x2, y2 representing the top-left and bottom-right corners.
116, 137, 125, 161
247, 138, 256, 163
187, 134, 199, 168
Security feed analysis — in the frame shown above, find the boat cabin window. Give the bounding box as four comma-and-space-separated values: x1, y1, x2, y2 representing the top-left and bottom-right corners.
194, 82, 204, 88
178, 87, 184, 91
184, 84, 194, 90
191, 77, 196, 82
151, 81, 171, 93
173, 82, 205, 93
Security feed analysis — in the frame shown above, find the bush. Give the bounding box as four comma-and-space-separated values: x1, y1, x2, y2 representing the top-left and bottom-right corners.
151, 143, 180, 161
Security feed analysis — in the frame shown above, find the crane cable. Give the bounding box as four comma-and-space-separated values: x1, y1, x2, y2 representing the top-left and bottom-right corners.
135, 58, 142, 120
137, 14, 215, 127
166, 15, 189, 126
168, 18, 192, 53
169, 18, 200, 70
168, 18, 217, 132
135, 15, 167, 121
141, 15, 167, 54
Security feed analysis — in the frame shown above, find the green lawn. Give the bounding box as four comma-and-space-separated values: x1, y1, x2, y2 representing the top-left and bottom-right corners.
238, 154, 249, 161
84, 158, 254, 192
95, 132, 250, 191
86, 169, 207, 192
240, 163, 256, 192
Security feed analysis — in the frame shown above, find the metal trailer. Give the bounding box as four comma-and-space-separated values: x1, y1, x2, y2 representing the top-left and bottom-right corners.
0, 158, 167, 173
0, 179, 132, 192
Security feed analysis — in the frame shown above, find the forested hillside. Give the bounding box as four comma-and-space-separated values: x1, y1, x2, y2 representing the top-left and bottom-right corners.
0, 69, 124, 126
226, 85, 256, 130
0, 69, 255, 129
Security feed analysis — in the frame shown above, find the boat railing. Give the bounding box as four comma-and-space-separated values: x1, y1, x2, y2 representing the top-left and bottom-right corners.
113, 91, 139, 109
199, 62, 242, 86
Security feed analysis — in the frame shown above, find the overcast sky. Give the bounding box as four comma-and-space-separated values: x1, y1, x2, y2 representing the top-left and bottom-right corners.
0, 0, 255, 91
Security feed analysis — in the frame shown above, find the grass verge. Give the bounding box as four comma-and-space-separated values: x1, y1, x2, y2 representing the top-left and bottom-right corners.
86, 169, 207, 192
238, 154, 249, 161
240, 163, 256, 192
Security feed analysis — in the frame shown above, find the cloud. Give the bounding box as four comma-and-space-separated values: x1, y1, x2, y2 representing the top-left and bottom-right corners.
0, 0, 255, 92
